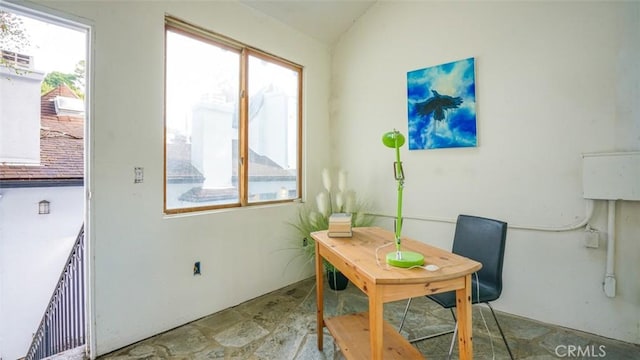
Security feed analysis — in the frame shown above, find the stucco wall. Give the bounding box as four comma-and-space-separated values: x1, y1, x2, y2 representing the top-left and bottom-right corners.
331, 1, 639, 344
0, 186, 83, 359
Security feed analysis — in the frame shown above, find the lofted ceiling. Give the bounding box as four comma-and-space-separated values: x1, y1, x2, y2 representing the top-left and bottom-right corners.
239, 0, 377, 45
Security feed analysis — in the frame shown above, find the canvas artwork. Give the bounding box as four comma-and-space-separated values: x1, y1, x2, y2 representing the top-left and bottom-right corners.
407, 57, 477, 150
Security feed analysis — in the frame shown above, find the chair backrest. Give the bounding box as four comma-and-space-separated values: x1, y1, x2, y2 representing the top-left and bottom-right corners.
452, 214, 508, 298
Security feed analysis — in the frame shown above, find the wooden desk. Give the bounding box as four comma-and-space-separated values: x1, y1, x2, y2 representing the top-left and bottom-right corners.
313, 227, 482, 360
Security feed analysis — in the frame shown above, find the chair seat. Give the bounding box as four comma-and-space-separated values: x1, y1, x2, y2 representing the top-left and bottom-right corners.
427, 279, 500, 309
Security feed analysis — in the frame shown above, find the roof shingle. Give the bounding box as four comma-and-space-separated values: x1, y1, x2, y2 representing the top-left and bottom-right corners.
0, 84, 84, 183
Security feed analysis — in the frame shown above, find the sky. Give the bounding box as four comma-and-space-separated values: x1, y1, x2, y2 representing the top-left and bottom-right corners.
18, 14, 86, 74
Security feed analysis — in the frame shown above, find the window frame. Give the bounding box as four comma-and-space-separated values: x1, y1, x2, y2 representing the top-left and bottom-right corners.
163, 16, 303, 214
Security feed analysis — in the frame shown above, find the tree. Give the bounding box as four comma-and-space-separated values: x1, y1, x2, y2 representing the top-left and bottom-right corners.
0, 10, 30, 69
73, 60, 85, 89
41, 60, 85, 97
3, 11, 85, 96
41, 70, 83, 97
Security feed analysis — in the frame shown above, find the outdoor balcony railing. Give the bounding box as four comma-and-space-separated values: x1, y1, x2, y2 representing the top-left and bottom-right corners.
25, 224, 86, 360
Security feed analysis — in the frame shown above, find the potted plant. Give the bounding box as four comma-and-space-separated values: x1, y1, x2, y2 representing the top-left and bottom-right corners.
290, 168, 375, 290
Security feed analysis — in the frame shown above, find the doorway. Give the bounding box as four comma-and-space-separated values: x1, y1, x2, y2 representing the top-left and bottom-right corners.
0, 3, 91, 359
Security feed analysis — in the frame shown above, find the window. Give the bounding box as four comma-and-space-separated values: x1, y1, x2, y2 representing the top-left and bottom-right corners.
164, 17, 302, 214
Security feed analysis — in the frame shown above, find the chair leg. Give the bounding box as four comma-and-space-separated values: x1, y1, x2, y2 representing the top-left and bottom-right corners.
447, 321, 458, 360
409, 329, 455, 344
398, 297, 413, 332
399, 299, 456, 344
486, 302, 515, 360
406, 304, 454, 343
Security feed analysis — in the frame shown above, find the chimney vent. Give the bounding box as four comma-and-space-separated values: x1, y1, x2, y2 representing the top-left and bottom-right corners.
1, 50, 34, 70
0, 50, 45, 165
54, 96, 85, 117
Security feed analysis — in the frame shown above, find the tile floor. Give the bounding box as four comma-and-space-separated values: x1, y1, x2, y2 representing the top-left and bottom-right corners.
99, 277, 638, 359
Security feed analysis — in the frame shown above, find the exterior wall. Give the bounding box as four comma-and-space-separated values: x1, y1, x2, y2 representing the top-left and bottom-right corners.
0, 65, 45, 164
331, 1, 639, 344
0, 186, 83, 360
28, 0, 331, 356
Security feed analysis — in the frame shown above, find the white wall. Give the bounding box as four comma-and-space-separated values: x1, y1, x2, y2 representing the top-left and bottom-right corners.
331, 1, 639, 344
27, 0, 331, 356
0, 65, 45, 165
0, 186, 83, 360
22, 0, 638, 355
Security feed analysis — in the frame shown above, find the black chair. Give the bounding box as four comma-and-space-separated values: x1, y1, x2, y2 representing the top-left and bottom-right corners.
398, 214, 514, 359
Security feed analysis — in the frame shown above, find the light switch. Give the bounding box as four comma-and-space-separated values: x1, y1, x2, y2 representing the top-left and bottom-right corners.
134, 167, 144, 183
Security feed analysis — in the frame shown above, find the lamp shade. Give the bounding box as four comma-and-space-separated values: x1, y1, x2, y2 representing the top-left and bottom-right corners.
382, 131, 405, 149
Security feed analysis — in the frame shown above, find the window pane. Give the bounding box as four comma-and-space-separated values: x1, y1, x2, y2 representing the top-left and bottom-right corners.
165, 29, 240, 211
247, 55, 299, 203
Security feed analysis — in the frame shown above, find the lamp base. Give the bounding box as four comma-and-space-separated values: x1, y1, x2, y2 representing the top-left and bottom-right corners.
386, 251, 425, 268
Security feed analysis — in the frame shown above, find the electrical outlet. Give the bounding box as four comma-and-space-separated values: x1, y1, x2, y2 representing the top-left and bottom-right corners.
193, 261, 201, 275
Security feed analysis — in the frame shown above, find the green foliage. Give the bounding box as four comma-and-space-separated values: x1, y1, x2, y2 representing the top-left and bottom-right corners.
0, 11, 29, 53
73, 60, 85, 89
41, 70, 83, 98
288, 168, 376, 272
0, 10, 30, 73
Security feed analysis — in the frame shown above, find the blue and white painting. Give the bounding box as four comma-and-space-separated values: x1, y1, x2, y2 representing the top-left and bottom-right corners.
407, 58, 476, 150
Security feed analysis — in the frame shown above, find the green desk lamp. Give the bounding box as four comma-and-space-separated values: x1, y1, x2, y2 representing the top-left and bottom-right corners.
382, 129, 425, 268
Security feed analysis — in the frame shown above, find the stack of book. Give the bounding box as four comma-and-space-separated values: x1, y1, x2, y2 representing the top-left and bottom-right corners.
328, 213, 352, 237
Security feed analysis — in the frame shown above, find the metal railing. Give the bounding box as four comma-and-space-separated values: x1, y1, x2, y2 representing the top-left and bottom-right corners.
25, 224, 86, 360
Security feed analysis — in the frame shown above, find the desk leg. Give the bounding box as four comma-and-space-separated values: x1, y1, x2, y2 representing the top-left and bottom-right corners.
456, 273, 473, 359
316, 242, 324, 351
369, 286, 383, 360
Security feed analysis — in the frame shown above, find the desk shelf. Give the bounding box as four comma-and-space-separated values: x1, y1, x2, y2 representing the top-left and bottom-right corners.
313, 227, 480, 360
325, 312, 424, 360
